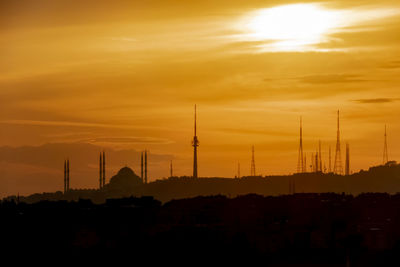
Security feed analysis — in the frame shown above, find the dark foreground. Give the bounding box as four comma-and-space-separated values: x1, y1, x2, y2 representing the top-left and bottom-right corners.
2, 193, 400, 265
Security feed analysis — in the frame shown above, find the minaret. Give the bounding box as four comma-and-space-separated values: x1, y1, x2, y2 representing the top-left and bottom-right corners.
102, 151, 105, 187
192, 105, 199, 178
99, 152, 102, 189
67, 159, 70, 191
345, 143, 350, 175
238, 162, 241, 179
333, 110, 343, 175
297, 116, 304, 173
383, 125, 388, 164
64, 160, 67, 194
141, 151, 144, 182
145, 150, 148, 183
250, 146, 256, 176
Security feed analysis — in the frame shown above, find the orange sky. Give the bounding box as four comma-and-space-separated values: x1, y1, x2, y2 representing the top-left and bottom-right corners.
1, 0, 400, 197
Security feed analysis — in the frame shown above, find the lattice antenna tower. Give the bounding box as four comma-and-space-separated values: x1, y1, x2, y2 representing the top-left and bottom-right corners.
333, 110, 343, 174
192, 105, 199, 178
297, 116, 304, 173
251, 146, 256, 176
383, 125, 389, 164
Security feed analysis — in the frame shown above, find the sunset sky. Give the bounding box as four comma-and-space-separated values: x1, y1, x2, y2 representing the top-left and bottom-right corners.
1, 0, 400, 196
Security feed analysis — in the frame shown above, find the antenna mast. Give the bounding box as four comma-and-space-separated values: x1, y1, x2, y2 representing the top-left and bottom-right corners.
333, 110, 343, 174
192, 105, 199, 178
297, 116, 304, 173
251, 146, 256, 176
383, 125, 389, 164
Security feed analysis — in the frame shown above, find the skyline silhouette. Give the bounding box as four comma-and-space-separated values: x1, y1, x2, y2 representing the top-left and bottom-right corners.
1, 0, 400, 197
2, 2, 400, 265
0, 107, 395, 197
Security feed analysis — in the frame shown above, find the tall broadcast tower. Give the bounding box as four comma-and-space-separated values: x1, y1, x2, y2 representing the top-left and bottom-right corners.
251, 146, 256, 176
192, 105, 199, 178
297, 116, 304, 173
345, 143, 350, 175
333, 110, 343, 174
383, 125, 388, 164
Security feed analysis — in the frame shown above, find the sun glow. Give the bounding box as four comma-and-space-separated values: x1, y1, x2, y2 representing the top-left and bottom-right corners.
240, 4, 343, 51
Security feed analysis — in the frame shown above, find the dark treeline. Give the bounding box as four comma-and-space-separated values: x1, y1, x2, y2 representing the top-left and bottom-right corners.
2, 193, 400, 265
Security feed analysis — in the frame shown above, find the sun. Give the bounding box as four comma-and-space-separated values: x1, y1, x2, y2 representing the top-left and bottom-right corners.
240, 4, 341, 51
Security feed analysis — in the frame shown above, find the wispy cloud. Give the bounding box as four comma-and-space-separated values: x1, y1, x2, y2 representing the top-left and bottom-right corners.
297, 74, 366, 84
353, 98, 398, 104
380, 60, 400, 69
82, 137, 174, 145
0, 119, 172, 131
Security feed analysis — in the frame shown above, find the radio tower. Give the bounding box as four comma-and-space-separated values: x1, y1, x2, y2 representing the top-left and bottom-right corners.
250, 146, 256, 176
141, 151, 144, 182
99, 152, 102, 189
383, 125, 388, 164
192, 105, 199, 178
333, 110, 343, 174
170, 160, 173, 178
102, 151, 105, 187
145, 150, 148, 183
345, 143, 350, 175
297, 117, 304, 173
64, 160, 67, 193
237, 162, 241, 178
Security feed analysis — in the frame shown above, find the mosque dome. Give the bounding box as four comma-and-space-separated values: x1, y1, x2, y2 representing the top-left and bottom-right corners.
107, 166, 143, 193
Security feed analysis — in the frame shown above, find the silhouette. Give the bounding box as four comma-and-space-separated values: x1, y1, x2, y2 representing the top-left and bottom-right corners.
192, 104, 199, 178
8, 161, 400, 205
106, 167, 143, 195
383, 124, 389, 164
297, 116, 304, 173
251, 145, 256, 176
346, 143, 350, 175
334, 110, 343, 174
99, 152, 102, 189
64, 158, 70, 193
3, 192, 400, 265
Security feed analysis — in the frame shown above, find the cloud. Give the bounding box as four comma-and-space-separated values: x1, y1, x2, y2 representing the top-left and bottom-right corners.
353, 98, 398, 104
217, 127, 293, 137
297, 74, 367, 84
82, 137, 174, 145
0, 119, 170, 131
380, 60, 400, 69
